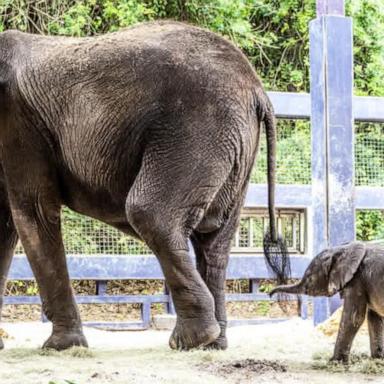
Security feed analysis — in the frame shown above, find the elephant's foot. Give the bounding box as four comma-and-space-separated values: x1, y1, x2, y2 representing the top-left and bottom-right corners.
204, 335, 228, 350
169, 317, 220, 350
330, 354, 349, 364
43, 327, 88, 351
371, 351, 384, 359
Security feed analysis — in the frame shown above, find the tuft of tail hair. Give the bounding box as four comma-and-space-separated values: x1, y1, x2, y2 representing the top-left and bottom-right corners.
260, 95, 292, 310
263, 232, 291, 286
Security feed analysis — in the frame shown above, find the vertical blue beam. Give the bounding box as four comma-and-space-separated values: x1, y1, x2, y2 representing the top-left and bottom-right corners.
164, 283, 176, 315
249, 279, 259, 293
299, 295, 308, 320
96, 280, 108, 296
316, 0, 344, 16
310, 1, 354, 325
141, 299, 151, 329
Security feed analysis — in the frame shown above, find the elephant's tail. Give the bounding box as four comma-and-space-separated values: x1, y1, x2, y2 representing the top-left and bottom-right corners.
259, 94, 291, 286
263, 99, 277, 243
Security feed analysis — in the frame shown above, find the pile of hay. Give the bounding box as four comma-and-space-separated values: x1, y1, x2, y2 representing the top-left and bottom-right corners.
0, 328, 10, 339
316, 307, 368, 337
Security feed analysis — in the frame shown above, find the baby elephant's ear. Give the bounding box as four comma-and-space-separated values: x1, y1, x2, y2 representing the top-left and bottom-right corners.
328, 242, 366, 295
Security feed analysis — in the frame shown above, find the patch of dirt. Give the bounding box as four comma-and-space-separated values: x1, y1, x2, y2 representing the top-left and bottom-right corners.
202, 358, 287, 381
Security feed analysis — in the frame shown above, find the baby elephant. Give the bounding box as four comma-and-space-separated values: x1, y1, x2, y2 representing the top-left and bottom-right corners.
270, 241, 384, 362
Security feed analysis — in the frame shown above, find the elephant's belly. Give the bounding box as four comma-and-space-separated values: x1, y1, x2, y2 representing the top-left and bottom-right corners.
59, 172, 138, 236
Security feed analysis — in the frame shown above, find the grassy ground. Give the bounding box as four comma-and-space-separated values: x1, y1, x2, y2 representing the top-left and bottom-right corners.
0, 318, 383, 384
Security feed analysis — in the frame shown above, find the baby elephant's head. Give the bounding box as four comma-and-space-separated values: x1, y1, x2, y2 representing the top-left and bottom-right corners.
270, 242, 366, 297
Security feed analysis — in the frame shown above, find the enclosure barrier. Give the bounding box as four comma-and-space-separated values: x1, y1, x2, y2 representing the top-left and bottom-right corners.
6, 254, 310, 329
4, 0, 384, 327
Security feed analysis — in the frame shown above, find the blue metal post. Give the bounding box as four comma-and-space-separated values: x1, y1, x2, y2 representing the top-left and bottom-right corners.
310, 0, 354, 325
96, 280, 107, 296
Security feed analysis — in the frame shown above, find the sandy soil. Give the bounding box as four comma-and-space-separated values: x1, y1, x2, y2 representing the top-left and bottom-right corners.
0, 318, 382, 384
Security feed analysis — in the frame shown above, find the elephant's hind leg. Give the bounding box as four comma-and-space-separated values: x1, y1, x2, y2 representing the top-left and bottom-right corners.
0, 172, 18, 350
125, 151, 231, 350
368, 309, 384, 358
126, 198, 220, 349
191, 196, 244, 350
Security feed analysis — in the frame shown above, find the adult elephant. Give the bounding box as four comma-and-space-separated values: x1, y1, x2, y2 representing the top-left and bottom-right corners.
0, 21, 278, 351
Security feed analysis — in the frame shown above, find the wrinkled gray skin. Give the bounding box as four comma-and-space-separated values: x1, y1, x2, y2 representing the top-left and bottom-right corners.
0, 21, 278, 351
271, 242, 384, 363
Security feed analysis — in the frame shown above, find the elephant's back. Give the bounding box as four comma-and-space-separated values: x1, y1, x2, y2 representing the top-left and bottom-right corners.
23, 21, 261, 92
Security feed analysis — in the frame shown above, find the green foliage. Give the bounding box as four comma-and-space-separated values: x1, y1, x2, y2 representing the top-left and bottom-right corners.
256, 301, 272, 316
258, 282, 274, 293
356, 210, 384, 241
347, 0, 384, 96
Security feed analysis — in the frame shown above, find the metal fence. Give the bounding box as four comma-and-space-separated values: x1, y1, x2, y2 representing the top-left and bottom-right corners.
15, 208, 305, 256
355, 122, 384, 187
251, 120, 311, 185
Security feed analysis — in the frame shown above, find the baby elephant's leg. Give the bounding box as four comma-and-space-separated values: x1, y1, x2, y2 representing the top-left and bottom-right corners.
332, 289, 367, 363
368, 309, 384, 358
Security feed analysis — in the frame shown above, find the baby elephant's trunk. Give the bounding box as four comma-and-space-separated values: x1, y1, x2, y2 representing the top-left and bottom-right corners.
269, 282, 303, 296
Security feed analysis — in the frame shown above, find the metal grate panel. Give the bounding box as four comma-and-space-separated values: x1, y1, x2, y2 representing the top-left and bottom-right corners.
15, 208, 306, 255
355, 123, 384, 187
251, 119, 311, 185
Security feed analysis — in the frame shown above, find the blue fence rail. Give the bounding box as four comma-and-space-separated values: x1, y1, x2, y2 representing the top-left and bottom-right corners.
4, 0, 384, 327
6, 254, 310, 329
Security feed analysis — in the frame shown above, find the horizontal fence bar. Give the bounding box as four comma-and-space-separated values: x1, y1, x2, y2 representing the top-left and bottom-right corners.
353, 96, 384, 122
267, 92, 384, 122
356, 186, 384, 209
245, 184, 312, 208
72, 318, 292, 330
4, 293, 303, 305
226, 293, 300, 302
246, 185, 384, 210
82, 321, 148, 330
8, 254, 311, 281
3, 294, 168, 305
267, 92, 311, 119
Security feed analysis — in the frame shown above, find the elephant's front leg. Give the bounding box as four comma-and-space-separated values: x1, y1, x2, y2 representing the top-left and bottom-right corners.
0, 177, 18, 349
332, 288, 367, 363
368, 309, 384, 358
5, 163, 87, 350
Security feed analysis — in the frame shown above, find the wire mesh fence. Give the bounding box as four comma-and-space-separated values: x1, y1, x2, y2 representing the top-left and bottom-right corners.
355, 123, 384, 187
15, 208, 305, 255
251, 119, 311, 185
15, 208, 152, 255
252, 120, 384, 187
